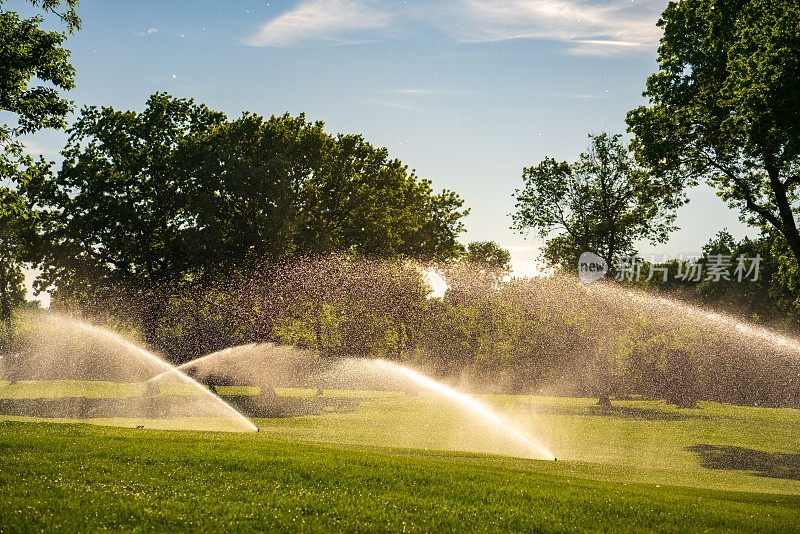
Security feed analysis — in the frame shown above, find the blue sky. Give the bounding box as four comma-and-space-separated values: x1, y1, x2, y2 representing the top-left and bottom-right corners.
21, 0, 755, 281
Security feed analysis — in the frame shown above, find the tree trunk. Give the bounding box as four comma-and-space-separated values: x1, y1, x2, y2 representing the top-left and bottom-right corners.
0, 260, 15, 384
140, 293, 166, 349
0, 259, 12, 330
767, 161, 800, 266
314, 300, 324, 357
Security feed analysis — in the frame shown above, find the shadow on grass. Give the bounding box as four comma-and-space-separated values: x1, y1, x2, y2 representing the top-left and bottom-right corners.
535, 405, 703, 421
687, 444, 800, 480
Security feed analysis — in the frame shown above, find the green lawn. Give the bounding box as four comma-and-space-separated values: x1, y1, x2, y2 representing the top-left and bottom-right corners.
1, 421, 799, 532
1, 387, 799, 531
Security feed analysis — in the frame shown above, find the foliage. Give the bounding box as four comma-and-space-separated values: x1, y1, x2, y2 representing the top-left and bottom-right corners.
0, 0, 78, 139
627, 0, 800, 268
23, 94, 468, 340
464, 240, 511, 275
0, 188, 29, 330
511, 133, 681, 272
637, 230, 800, 331
0, 0, 79, 328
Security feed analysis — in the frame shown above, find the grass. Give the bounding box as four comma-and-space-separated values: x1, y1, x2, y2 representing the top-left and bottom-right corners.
2, 421, 799, 532
255, 393, 800, 495
1, 385, 799, 531
0, 379, 144, 398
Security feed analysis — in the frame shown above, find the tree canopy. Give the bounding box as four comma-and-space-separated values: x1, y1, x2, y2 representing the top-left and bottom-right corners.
511, 133, 682, 272
1, 0, 79, 325
627, 0, 800, 272
23, 93, 468, 336
0, 187, 31, 329
465, 241, 511, 275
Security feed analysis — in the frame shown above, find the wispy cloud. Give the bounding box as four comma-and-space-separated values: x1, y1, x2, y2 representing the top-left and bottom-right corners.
134, 27, 160, 37
374, 99, 425, 112
245, 0, 391, 47
451, 0, 664, 55
243, 0, 664, 55
393, 88, 442, 96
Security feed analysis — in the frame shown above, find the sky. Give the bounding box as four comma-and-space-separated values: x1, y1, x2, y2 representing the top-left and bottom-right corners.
19, 0, 756, 299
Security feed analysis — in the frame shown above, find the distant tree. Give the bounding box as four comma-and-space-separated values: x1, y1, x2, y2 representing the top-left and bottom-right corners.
644, 229, 800, 330
0, 0, 79, 331
627, 0, 800, 273
465, 241, 511, 275
664, 349, 698, 408
511, 133, 682, 273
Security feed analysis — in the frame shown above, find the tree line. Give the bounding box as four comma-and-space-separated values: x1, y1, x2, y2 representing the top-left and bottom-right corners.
0, 1, 470, 344
2, 0, 800, 407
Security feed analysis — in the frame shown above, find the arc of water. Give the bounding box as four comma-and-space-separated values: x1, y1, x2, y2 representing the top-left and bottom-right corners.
67, 319, 258, 432
147, 343, 259, 383
597, 285, 800, 357
373, 359, 555, 460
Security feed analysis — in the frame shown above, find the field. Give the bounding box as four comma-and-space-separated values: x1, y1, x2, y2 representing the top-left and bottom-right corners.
2, 388, 800, 532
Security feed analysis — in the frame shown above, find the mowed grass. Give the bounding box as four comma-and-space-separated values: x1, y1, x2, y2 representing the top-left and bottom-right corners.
256, 393, 800, 495
2, 421, 799, 533
2, 385, 800, 531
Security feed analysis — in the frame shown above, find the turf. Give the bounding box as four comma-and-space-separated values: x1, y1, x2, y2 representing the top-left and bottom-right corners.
2, 390, 799, 532
1, 421, 799, 533
255, 393, 800, 495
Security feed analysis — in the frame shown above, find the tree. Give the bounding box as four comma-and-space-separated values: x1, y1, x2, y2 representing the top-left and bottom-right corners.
23, 94, 233, 340
0, 0, 78, 139
627, 0, 800, 272
643, 229, 800, 330
465, 241, 511, 275
25, 94, 468, 344
511, 133, 681, 272
0, 189, 29, 330
0, 0, 79, 329
294, 132, 467, 260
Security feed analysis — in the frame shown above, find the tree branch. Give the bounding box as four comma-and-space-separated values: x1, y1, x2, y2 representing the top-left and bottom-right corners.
700, 153, 784, 230
783, 175, 800, 190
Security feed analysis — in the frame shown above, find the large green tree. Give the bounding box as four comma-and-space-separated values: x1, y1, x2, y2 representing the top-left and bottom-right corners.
25, 94, 468, 341
293, 132, 467, 259
627, 0, 800, 270
511, 133, 682, 272
0, 0, 79, 326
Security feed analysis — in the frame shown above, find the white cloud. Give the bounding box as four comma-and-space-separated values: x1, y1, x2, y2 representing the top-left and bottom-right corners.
394, 88, 441, 95
243, 0, 665, 55
134, 27, 160, 37
452, 0, 665, 55
245, 0, 391, 47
